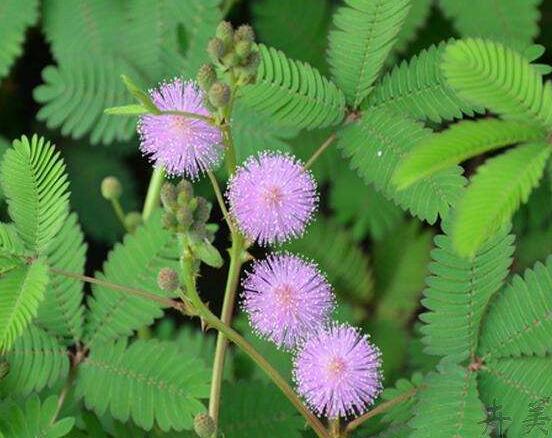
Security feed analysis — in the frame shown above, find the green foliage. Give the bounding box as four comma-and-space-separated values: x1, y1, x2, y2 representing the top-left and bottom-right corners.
0, 324, 69, 396
36, 213, 86, 343
438, 0, 541, 50
338, 108, 466, 224
374, 221, 432, 325
239, 44, 346, 130
0, 394, 75, 437
282, 217, 374, 304
367, 42, 482, 123
35, 0, 221, 144
330, 167, 403, 241
420, 225, 514, 363
478, 256, 552, 359
393, 0, 432, 55
0, 135, 70, 254
219, 381, 304, 437
410, 363, 488, 437
84, 211, 180, 348
0, 0, 38, 80
442, 38, 552, 130
393, 119, 546, 189
327, 0, 411, 107
452, 142, 551, 257
76, 339, 210, 432
251, 0, 331, 73
0, 257, 49, 352
379, 372, 424, 434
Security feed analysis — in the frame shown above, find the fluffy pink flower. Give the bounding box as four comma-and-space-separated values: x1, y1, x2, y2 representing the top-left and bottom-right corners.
226, 152, 317, 245
242, 253, 333, 350
138, 79, 223, 178
293, 324, 382, 418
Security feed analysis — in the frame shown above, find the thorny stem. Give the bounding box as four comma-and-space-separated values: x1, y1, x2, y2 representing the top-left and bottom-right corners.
345, 386, 420, 433
305, 133, 337, 170
180, 253, 329, 438
49, 268, 182, 311
142, 166, 165, 221
208, 233, 246, 426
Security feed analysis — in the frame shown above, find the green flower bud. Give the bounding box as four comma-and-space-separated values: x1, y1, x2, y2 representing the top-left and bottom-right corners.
222, 52, 241, 68
194, 197, 211, 224
157, 267, 179, 292
216, 21, 234, 45
101, 176, 122, 200
235, 40, 252, 59
207, 38, 225, 62
162, 211, 177, 229
234, 24, 255, 43
176, 180, 194, 204
124, 211, 143, 231
176, 207, 193, 228
160, 182, 177, 210
208, 82, 231, 108
194, 412, 216, 438
246, 51, 260, 71
197, 64, 217, 92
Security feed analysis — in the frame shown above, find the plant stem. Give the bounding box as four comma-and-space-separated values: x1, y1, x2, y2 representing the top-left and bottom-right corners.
345, 387, 419, 433
305, 133, 337, 170
208, 233, 246, 425
49, 268, 182, 310
207, 170, 233, 231
182, 261, 329, 438
329, 419, 341, 438
142, 167, 165, 221
110, 198, 128, 231
159, 110, 214, 124
222, 124, 237, 174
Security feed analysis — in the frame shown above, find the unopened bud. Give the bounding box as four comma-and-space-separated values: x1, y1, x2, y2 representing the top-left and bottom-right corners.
235, 40, 252, 59
194, 198, 211, 224
208, 82, 231, 108
176, 207, 193, 228
162, 211, 177, 229
124, 212, 142, 231
222, 52, 240, 68
194, 412, 216, 438
234, 25, 255, 43
176, 179, 194, 203
101, 176, 122, 200
197, 64, 217, 91
216, 21, 234, 45
207, 38, 225, 62
246, 51, 260, 71
157, 268, 179, 292
160, 183, 177, 210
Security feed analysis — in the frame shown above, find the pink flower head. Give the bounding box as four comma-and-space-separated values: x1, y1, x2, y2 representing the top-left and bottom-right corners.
293, 324, 382, 418
138, 79, 223, 178
241, 252, 334, 350
226, 152, 317, 245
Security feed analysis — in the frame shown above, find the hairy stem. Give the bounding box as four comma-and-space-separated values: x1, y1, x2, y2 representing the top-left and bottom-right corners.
49, 268, 182, 310
182, 260, 329, 438
142, 166, 165, 221
345, 387, 420, 433
207, 170, 233, 232
208, 233, 246, 425
305, 133, 337, 170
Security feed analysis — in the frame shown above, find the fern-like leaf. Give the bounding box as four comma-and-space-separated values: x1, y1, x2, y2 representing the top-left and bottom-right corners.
338, 108, 466, 224
83, 211, 179, 348
0, 258, 49, 352
0, 395, 74, 437
282, 217, 374, 304
0, 135, 70, 254
478, 357, 552, 437
438, 0, 541, 50
0, 223, 26, 257
380, 372, 424, 427
442, 38, 552, 130
478, 256, 552, 360
76, 339, 210, 432
452, 142, 551, 257
0, 0, 38, 80
239, 44, 346, 130
36, 213, 86, 343
393, 119, 546, 189
367, 41, 482, 122
0, 324, 69, 396
409, 363, 488, 437
219, 381, 304, 438
328, 0, 411, 107
420, 225, 514, 363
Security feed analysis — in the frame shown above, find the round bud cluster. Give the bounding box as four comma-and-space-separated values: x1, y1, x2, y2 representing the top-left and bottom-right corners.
100, 176, 122, 201
160, 181, 215, 242
193, 413, 216, 438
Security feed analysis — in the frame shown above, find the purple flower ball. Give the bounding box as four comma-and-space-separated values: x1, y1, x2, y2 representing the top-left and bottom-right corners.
293, 324, 382, 418
242, 253, 334, 350
138, 79, 223, 178
226, 152, 317, 245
